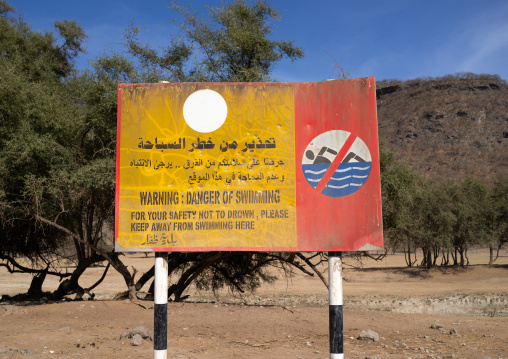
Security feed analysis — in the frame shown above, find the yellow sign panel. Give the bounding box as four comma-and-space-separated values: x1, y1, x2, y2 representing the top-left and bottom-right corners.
116, 84, 296, 251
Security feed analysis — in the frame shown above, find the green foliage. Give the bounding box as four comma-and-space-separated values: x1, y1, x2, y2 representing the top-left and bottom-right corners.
53, 19, 87, 61
0, 2, 116, 265
492, 177, 508, 236
0, 6, 84, 261
0, 3, 85, 82
381, 143, 508, 267
0, 1, 14, 14
490, 177, 508, 262
380, 143, 426, 242
124, 0, 304, 82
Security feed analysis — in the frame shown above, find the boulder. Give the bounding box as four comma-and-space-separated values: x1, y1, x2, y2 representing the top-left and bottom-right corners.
358, 329, 380, 342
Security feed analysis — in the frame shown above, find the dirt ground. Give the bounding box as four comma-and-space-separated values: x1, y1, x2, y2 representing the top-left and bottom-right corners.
1, 249, 507, 359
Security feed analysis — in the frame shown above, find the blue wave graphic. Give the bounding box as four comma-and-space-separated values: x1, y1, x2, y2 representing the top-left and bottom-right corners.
303, 164, 329, 189
302, 162, 372, 197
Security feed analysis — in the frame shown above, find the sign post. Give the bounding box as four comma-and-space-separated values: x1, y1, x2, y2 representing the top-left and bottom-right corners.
154, 253, 168, 359
115, 78, 383, 358
328, 252, 343, 359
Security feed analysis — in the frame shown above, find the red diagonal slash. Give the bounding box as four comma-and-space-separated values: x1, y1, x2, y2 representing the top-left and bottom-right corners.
315, 134, 357, 193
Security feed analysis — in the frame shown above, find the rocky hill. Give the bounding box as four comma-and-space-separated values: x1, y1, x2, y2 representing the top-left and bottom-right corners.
376, 73, 507, 181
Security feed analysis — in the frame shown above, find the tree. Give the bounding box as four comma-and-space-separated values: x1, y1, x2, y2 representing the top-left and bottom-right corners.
123, 0, 304, 82
380, 144, 427, 265
441, 178, 498, 267
0, 1, 88, 296
380, 145, 452, 268
1, 0, 313, 303
379, 144, 504, 268
0, 2, 150, 301
489, 177, 508, 265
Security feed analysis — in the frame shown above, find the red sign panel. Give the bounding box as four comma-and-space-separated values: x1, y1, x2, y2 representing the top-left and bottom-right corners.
294, 79, 382, 251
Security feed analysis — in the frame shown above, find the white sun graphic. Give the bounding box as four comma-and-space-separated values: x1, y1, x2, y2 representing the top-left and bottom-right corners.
183, 89, 228, 133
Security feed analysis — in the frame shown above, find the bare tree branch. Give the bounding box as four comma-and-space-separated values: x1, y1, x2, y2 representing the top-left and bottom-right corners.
0, 253, 71, 279
85, 262, 110, 292
296, 252, 328, 288
325, 50, 348, 80
0, 202, 130, 283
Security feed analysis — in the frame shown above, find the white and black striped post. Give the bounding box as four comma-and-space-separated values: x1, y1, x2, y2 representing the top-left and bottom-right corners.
329, 251, 343, 359
154, 252, 168, 359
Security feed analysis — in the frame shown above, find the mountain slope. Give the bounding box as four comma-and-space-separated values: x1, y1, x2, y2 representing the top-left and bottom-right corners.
376, 74, 508, 181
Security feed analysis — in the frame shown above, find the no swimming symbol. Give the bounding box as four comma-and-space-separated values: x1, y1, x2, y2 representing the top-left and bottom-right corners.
302, 130, 372, 197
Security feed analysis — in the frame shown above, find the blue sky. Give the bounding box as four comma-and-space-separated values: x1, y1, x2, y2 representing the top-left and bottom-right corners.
8, 0, 508, 82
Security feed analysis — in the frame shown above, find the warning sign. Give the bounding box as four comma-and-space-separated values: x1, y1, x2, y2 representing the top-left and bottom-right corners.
302, 130, 372, 197
115, 78, 383, 252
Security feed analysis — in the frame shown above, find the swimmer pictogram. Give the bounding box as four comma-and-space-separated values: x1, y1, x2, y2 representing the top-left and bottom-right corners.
302, 130, 372, 197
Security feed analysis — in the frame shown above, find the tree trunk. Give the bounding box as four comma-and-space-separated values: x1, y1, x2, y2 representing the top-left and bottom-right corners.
488, 245, 500, 266
27, 268, 48, 299
108, 253, 137, 301
432, 245, 439, 266
52, 254, 104, 300
425, 248, 432, 269
405, 244, 412, 267
459, 246, 465, 267
135, 265, 155, 291
441, 250, 450, 266
168, 252, 226, 301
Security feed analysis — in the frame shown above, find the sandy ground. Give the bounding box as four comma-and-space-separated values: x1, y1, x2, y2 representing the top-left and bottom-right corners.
1, 249, 507, 358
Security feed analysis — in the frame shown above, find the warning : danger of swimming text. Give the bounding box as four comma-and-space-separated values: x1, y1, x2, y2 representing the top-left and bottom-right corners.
139, 190, 282, 206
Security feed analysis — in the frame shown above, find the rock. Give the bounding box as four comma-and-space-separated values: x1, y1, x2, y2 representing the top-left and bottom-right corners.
430, 323, 444, 330
129, 326, 152, 340
120, 330, 129, 340
3, 306, 15, 316
3, 305, 26, 316
63, 293, 78, 301
130, 334, 143, 346
357, 329, 380, 342
449, 327, 458, 335
413, 355, 424, 359
21, 348, 36, 355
